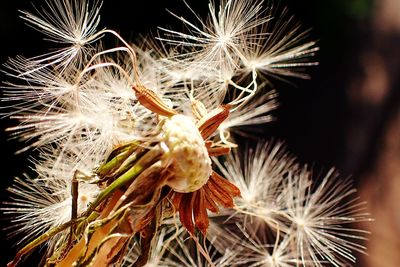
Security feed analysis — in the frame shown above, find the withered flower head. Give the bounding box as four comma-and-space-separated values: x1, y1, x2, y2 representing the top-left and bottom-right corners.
128, 83, 242, 236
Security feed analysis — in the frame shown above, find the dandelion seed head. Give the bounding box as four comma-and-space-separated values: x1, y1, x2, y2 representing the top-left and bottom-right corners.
159, 0, 266, 74
1, 145, 101, 248
1, 0, 369, 266
15, 0, 103, 73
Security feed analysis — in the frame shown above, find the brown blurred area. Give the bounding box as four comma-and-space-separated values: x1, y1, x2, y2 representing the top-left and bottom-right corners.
351, 0, 400, 266
281, 0, 400, 265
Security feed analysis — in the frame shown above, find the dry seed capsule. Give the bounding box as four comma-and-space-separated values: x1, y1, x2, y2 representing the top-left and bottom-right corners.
162, 115, 212, 193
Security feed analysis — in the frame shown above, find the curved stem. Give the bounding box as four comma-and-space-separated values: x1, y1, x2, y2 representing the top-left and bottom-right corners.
82, 164, 143, 217
86, 29, 140, 81
83, 147, 161, 217
230, 69, 258, 111
7, 218, 86, 267
78, 46, 136, 82
79, 62, 134, 85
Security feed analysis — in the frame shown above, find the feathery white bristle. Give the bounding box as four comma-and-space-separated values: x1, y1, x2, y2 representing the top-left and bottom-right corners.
238, 7, 319, 80
208, 222, 305, 267
17, 0, 102, 73
3, 147, 100, 247
213, 143, 369, 266
282, 168, 370, 266
20, 0, 102, 44
214, 141, 296, 222
219, 89, 278, 138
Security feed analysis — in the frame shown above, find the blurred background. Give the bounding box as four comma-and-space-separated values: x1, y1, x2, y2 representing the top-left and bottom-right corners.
0, 0, 399, 266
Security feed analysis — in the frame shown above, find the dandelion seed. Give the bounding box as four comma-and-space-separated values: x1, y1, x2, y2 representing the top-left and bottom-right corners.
209, 222, 305, 267
283, 168, 370, 266
2, 54, 146, 155
214, 141, 296, 223
19, 0, 103, 72
158, 227, 239, 267
157, 0, 270, 102
238, 6, 319, 81
212, 146, 370, 267
159, 0, 267, 69
3, 152, 99, 248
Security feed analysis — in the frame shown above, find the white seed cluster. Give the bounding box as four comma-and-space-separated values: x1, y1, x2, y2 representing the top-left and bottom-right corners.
162, 115, 212, 193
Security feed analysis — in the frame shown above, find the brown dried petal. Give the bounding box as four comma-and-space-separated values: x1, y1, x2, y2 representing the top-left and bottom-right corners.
201, 187, 219, 213
179, 193, 196, 234
197, 105, 230, 139
193, 189, 209, 235
171, 192, 183, 210
207, 145, 231, 157
210, 171, 241, 197
205, 182, 233, 208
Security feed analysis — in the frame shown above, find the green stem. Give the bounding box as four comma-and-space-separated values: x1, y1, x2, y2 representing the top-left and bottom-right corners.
83, 147, 161, 218
9, 145, 161, 267
7, 218, 85, 267
83, 164, 143, 217
97, 142, 138, 176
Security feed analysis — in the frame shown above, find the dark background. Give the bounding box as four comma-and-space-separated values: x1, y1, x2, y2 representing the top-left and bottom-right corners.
1, 0, 398, 266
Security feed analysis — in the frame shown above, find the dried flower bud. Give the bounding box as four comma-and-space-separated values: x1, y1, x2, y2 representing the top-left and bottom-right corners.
162, 115, 212, 193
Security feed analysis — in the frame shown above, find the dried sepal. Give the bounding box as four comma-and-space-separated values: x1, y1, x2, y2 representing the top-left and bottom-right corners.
132, 84, 177, 117
170, 171, 241, 235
